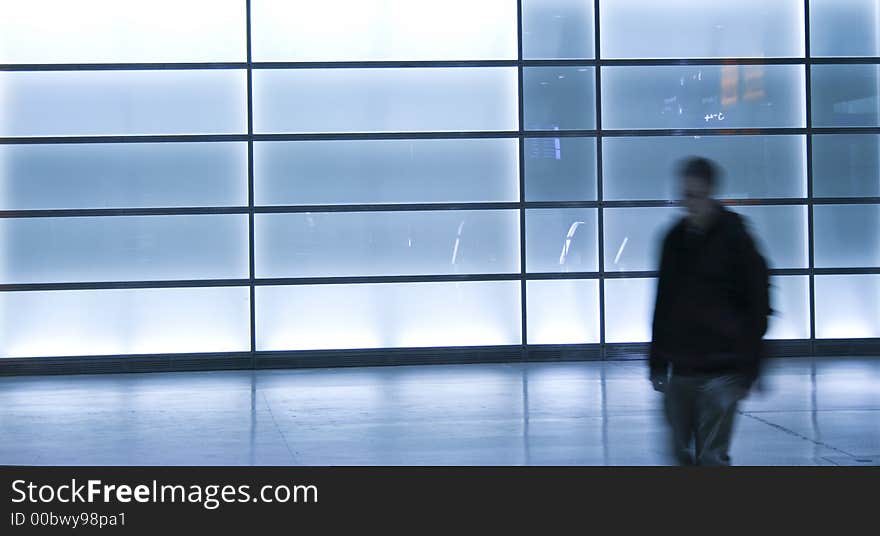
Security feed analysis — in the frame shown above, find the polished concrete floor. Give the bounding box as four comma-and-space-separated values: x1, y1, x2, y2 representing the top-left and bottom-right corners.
0, 357, 877, 466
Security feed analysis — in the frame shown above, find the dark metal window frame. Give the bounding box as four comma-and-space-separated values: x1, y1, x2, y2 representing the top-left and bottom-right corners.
1, 0, 879, 374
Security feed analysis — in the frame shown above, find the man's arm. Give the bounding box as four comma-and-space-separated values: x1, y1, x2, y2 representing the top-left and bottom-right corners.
649, 230, 674, 390
732, 220, 771, 385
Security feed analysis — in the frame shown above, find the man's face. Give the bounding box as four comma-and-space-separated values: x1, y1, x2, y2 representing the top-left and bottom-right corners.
682, 175, 713, 222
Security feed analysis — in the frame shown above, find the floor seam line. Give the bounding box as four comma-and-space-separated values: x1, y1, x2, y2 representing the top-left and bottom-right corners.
261, 391, 301, 465
740, 411, 858, 458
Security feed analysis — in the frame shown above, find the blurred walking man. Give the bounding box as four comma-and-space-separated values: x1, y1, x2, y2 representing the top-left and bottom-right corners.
649, 157, 771, 466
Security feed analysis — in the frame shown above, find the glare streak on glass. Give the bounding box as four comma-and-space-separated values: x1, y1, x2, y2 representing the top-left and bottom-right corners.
526, 209, 598, 273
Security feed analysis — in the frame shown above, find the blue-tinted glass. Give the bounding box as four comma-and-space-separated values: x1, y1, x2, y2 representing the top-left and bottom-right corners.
526, 209, 598, 273
253, 68, 518, 134
256, 281, 522, 350
812, 134, 880, 198
522, 0, 595, 59
0, 287, 250, 357
254, 139, 518, 206
527, 279, 600, 344
603, 278, 656, 343
0, 70, 247, 137
814, 205, 880, 268
811, 65, 880, 128
810, 0, 880, 57
255, 210, 520, 278
603, 207, 680, 272
0, 142, 248, 210
524, 137, 597, 201
815, 275, 880, 338
767, 276, 811, 340
731, 206, 808, 269
524, 67, 595, 131
601, 65, 806, 130
0, 215, 249, 283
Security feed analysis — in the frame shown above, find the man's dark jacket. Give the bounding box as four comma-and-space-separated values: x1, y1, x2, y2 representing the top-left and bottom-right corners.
650, 204, 771, 383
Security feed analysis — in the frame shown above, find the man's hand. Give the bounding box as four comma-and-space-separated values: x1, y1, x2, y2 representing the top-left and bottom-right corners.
650, 374, 667, 393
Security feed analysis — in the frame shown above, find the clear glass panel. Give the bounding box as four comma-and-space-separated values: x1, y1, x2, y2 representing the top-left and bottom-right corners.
0, 142, 248, 210
0, 0, 245, 63
0, 215, 249, 283
523, 67, 595, 130
766, 276, 810, 340
815, 275, 880, 338
0, 287, 250, 357
603, 278, 657, 343
814, 204, 880, 268
255, 210, 520, 278
811, 65, 880, 128
526, 209, 598, 273
599, 0, 804, 59
251, 0, 517, 61
256, 281, 522, 350
253, 68, 518, 134
526, 279, 600, 344
810, 0, 880, 57
603, 207, 680, 272
812, 134, 880, 198
524, 137, 597, 201
602, 135, 807, 200
601, 65, 806, 130
522, 0, 595, 59
0, 70, 247, 137
254, 139, 518, 206
731, 205, 808, 269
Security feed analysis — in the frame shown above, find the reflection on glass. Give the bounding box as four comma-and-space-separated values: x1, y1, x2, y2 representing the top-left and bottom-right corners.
0, 287, 251, 357
604, 278, 656, 343
527, 279, 600, 344
730, 206, 808, 269
253, 68, 518, 134
522, 0, 595, 59
601, 65, 806, 130
251, 0, 517, 61
812, 134, 880, 198
603, 207, 680, 272
0, 143, 248, 210
810, 0, 880, 57
602, 135, 806, 200
811, 65, 880, 128
766, 276, 810, 340
254, 139, 518, 206
599, 0, 804, 59
814, 205, 880, 268
0, 70, 247, 137
526, 209, 598, 273
523, 67, 596, 130
815, 275, 880, 338
255, 211, 520, 278
524, 137, 597, 201
0, 215, 249, 284
256, 281, 522, 350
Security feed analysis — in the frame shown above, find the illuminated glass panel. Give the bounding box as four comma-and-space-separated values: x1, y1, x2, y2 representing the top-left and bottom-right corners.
526, 209, 598, 273
522, 0, 595, 59
527, 279, 600, 344
815, 275, 880, 338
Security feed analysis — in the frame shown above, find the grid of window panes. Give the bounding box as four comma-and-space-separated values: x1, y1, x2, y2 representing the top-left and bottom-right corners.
0, 0, 878, 360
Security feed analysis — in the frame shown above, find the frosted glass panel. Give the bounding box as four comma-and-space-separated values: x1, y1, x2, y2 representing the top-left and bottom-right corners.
0, 0, 245, 63
254, 139, 518, 206
810, 0, 880, 57
0, 70, 247, 137
526, 209, 598, 273
251, 0, 517, 61
522, 0, 595, 59
255, 211, 520, 278
253, 68, 518, 134
604, 278, 656, 343
523, 67, 595, 130
731, 206, 808, 269
599, 0, 804, 59
603, 208, 680, 272
811, 65, 880, 127
0, 287, 250, 357
814, 205, 880, 268
256, 281, 522, 350
0, 215, 249, 283
0, 142, 248, 210
524, 137, 597, 201
812, 134, 880, 198
527, 279, 600, 344
766, 276, 810, 340
602, 135, 807, 200
601, 65, 806, 130
815, 275, 880, 338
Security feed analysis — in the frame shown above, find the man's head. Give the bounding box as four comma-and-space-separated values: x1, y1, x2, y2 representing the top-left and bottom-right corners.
678, 157, 719, 224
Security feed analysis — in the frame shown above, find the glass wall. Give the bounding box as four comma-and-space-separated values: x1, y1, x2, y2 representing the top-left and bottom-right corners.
1, 0, 877, 360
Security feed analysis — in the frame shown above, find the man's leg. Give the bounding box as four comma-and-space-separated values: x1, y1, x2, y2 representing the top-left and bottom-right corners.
664, 375, 698, 466
694, 374, 747, 466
